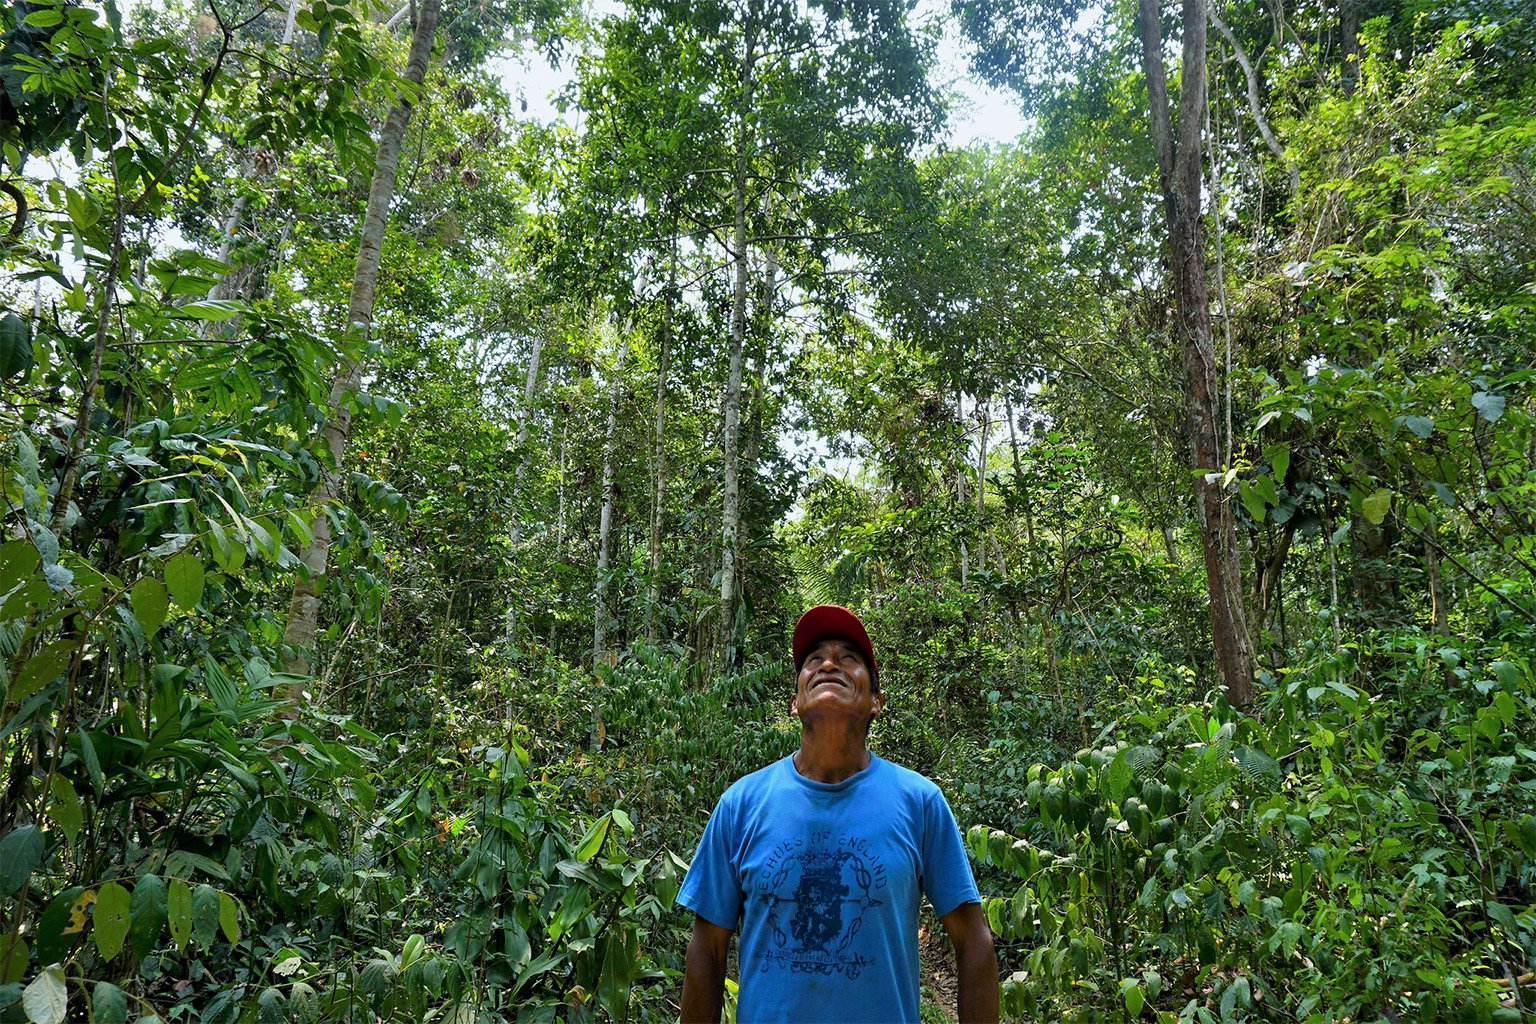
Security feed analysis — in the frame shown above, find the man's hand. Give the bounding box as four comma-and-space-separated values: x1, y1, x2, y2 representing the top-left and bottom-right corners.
680, 914, 734, 1024
941, 901, 999, 1024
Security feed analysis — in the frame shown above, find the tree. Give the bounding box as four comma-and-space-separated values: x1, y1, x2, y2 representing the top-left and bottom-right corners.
279, 0, 442, 695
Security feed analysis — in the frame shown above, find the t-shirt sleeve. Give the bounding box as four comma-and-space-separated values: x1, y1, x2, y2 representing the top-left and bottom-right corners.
920, 788, 982, 918
675, 796, 742, 932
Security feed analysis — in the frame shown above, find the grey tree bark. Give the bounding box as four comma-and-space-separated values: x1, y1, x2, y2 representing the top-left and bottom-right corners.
1135, 0, 1256, 705
718, 16, 758, 669
280, 0, 442, 702
646, 243, 676, 642
593, 331, 631, 668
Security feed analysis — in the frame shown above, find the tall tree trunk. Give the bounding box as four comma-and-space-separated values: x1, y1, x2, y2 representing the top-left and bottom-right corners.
646, 241, 676, 643
976, 395, 990, 558
1136, 0, 1256, 705
279, 0, 441, 701
207, 0, 300, 304
503, 330, 546, 648
742, 246, 776, 479
718, 18, 758, 669
956, 390, 970, 585
593, 333, 630, 668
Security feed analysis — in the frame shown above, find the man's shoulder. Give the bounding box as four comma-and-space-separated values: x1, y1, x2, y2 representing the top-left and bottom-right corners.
716, 754, 793, 805
871, 754, 947, 800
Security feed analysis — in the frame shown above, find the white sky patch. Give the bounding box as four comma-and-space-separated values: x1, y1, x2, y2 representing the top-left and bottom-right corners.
492, 0, 1029, 147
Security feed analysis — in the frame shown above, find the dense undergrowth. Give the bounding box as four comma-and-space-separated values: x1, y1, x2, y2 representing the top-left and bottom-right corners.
4, 0, 1535, 1021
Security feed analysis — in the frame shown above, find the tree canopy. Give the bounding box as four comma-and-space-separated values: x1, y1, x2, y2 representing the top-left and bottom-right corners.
1, 0, 1533, 1021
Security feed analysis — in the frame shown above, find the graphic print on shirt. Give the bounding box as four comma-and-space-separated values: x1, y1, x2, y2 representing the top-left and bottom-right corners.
756, 829, 888, 977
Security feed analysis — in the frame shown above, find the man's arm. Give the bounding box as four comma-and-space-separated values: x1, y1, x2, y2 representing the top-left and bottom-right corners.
679, 914, 734, 1024
940, 901, 999, 1024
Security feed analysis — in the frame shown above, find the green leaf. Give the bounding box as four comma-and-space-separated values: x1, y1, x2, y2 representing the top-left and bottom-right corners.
596, 928, 637, 1022
94, 881, 131, 961
164, 549, 204, 609
92, 981, 127, 1024
47, 775, 82, 845
130, 874, 167, 958
33, 886, 86, 966
576, 813, 611, 862
75, 728, 103, 798
0, 825, 44, 894
1471, 391, 1505, 422
1121, 979, 1144, 1018
9, 638, 77, 702
0, 312, 33, 381
130, 577, 169, 638
1103, 749, 1133, 802
177, 299, 243, 321
23, 965, 67, 1023
257, 986, 287, 1024
1361, 487, 1393, 525
1267, 446, 1290, 485
167, 879, 191, 952
1404, 415, 1434, 438
191, 884, 220, 951
218, 891, 239, 945
22, 8, 63, 27
0, 929, 28, 984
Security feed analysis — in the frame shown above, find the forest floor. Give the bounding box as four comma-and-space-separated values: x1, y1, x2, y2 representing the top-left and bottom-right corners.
918, 913, 960, 1023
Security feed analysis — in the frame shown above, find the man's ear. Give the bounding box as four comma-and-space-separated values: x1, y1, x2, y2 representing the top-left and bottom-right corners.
790, 694, 800, 717
872, 691, 885, 716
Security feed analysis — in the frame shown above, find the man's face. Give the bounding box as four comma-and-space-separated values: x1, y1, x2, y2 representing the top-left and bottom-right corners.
791, 637, 882, 725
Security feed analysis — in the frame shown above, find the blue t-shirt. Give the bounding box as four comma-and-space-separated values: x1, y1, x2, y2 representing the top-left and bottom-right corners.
677, 753, 981, 1024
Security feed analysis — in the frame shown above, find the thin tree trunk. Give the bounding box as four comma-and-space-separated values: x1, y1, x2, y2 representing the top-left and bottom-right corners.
280, 0, 441, 701
1003, 396, 1037, 550
742, 247, 776, 478
503, 330, 546, 648
1425, 530, 1449, 636
1210, 10, 1297, 192
956, 390, 969, 585
1136, 0, 1256, 705
718, 17, 758, 669
555, 414, 568, 556
207, 0, 299, 304
976, 394, 989, 529
646, 240, 676, 643
593, 333, 630, 668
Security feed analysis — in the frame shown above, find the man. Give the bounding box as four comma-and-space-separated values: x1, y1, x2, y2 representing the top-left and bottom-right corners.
677, 605, 999, 1024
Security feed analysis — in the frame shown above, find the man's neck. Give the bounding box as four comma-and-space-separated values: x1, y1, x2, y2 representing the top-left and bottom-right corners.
793, 725, 872, 784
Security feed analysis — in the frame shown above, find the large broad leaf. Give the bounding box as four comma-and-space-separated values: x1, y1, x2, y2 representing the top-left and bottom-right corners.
33, 886, 85, 966
130, 577, 169, 638
1102, 749, 1133, 803
47, 776, 82, 845
575, 813, 611, 862
597, 928, 638, 1024
93, 881, 131, 961
1361, 487, 1393, 526
0, 312, 33, 381
1471, 391, 1506, 422
0, 825, 44, 894
167, 880, 192, 952
164, 549, 205, 609
129, 874, 167, 958
191, 884, 220, 951
22, 965, 67, 1024
92, 981, 127, 1024
0, 930, 27, 984
218, 891, 240, 944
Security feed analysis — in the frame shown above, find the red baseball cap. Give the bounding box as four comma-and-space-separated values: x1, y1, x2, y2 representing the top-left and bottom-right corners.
792, 605, 879, 689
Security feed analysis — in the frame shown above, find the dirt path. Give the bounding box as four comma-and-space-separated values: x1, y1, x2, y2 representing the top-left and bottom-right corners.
918, 916, 960, 1023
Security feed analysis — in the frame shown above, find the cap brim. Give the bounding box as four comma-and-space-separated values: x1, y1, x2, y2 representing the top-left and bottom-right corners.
792, 605, 878, 685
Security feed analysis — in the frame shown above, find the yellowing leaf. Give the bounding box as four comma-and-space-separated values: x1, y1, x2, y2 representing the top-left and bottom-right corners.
64, 889, 97, 935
